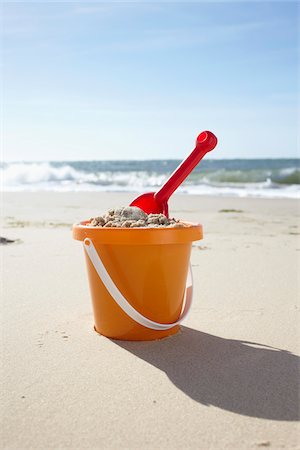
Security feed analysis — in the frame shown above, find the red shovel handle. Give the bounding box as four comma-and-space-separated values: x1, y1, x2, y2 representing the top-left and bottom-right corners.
155, 131, 218, 204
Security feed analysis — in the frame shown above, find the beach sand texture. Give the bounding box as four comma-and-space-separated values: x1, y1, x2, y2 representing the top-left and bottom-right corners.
1, 192, 300, 449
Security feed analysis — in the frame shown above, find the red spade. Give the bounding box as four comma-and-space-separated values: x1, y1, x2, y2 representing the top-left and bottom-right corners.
130, 130, 218, 217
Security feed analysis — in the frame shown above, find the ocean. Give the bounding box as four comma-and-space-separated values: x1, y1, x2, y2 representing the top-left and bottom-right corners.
1, 159, 299, 199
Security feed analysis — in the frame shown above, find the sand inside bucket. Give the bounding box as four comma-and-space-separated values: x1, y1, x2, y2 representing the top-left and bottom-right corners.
88, 206, 187, 228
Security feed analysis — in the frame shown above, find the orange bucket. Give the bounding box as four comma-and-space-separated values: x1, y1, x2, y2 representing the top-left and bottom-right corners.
73, 221, 202, 341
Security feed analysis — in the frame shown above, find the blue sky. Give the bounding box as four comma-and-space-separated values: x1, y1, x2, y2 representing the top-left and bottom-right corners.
2, 1, 299, 161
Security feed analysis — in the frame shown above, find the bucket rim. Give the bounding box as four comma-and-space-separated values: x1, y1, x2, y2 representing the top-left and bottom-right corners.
73, 220, 203, 245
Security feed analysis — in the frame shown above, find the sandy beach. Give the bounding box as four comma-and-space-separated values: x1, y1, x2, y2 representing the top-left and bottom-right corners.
1, 192, 299, 449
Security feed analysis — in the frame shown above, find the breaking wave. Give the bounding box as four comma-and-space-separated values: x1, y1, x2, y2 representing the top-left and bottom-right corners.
1, 160, 299, 199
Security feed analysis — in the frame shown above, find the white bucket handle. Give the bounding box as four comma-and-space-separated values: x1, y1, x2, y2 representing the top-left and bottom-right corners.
83, 238, 193, 331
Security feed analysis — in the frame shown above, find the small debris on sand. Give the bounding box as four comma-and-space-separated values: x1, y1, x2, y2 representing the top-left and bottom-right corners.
0, 237, 17, 245
219, 209, 244, 213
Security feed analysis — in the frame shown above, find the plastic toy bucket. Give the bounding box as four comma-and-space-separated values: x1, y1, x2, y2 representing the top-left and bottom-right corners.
73, 221, 202, 341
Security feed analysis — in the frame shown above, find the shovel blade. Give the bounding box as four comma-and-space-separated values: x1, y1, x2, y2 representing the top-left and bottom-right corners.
130, 192, 169, 216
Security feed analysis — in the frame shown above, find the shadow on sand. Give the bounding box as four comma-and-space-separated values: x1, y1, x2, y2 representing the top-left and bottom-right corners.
112, 326, 299, 421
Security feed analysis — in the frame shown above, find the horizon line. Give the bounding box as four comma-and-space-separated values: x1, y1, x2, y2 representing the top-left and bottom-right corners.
2, 156, 300, 164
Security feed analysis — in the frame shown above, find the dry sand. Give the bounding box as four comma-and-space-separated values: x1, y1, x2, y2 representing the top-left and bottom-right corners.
1, 192, 300, 449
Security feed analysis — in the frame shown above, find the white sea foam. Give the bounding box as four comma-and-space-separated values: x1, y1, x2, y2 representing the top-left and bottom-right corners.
1, 162, 97, 185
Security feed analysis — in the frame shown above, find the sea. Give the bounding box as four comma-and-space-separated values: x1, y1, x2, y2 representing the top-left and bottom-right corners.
1, 159, 299, 199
